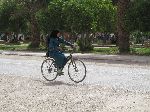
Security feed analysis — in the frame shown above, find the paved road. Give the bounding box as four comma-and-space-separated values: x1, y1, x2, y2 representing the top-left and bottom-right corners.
0, 55, 150, 93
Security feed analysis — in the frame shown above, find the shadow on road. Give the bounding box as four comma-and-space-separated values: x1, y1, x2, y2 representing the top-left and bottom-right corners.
83, 58, 149, 65
42, 81, 76, 86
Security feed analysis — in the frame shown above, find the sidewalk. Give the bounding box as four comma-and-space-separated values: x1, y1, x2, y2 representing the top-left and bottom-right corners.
0, 50, 150, 64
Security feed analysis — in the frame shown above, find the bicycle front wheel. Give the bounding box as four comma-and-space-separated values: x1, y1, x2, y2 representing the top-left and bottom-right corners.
41, 58, 58, 81
68, 59, 86, 83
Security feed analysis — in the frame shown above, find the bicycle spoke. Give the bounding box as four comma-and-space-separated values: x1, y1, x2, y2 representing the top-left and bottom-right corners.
41, 58, 58, 81
68, 59, 86, 83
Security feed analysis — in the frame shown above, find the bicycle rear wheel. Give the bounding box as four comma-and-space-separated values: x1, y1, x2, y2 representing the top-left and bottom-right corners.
68, 59, 86, 83
41, 58, 58, 81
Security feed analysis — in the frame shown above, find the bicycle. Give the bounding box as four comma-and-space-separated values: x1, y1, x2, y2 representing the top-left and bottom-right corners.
41, 49, 87, 83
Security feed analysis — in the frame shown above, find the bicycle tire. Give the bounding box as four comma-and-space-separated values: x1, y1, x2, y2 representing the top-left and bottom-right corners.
41, 58, 58, 81
68, 59, 86, 83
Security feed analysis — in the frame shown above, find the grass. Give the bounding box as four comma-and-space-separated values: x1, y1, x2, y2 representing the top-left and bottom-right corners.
130, 47, 150, 56
92, 47, 150, 56
93, 47, 150, 56
0, 43, 150, 56
92, 47, 119, 54
0, 43, 29, 51
0, 43, 46, 52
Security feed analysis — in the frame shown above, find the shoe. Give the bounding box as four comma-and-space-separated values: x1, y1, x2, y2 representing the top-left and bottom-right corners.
57, 68, 64, 76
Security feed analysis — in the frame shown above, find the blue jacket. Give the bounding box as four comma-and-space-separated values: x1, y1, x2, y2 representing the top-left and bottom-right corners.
48, 37, 72, 68
49, 37, 72, 51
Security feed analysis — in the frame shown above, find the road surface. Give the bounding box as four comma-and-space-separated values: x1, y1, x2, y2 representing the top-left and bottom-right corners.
0, 55, 150, 93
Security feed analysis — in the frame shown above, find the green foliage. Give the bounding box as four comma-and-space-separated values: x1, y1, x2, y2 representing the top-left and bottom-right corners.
0, 43, 28, 50
93, 47, 119, 54
130, 47, 150, 56
37, 0, 116, 34
130, 31, 150, 45
37, 0, 116, 51
93, 47, 150, 56
0, 0, 15, 31
0, 43, 150, 56
0, 0, 116, 51
77, 35, 94, 52
37, 0, 65, 33
126, 0, 150, 32
0, 0, 27, 33
130, 31, 143, 44
63, 0, 93, 33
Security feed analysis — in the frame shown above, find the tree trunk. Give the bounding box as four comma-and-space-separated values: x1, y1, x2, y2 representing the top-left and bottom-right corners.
29, 14, 40, 48
117, 0, 130, 53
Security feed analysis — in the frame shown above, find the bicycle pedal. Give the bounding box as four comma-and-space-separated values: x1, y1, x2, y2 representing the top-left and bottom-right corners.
57, 73, 64, 76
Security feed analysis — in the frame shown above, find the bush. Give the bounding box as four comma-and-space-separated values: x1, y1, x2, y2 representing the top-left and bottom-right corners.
77, 36, 93, 52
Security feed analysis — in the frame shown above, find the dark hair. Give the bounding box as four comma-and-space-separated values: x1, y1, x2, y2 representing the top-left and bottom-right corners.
50, 30, 60, 38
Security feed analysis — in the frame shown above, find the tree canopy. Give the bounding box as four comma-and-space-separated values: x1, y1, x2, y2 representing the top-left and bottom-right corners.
126, 0, 150, 32
0, 0, 149, 52
37, 0, 116, 34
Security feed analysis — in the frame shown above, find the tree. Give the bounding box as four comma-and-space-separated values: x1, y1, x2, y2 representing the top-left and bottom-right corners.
126, 0, 150, 32
37, 0, 65, 34
0, 0, 27, 42
38, 0, 116, 51
14, 0, 49, 48
113, 0, 130, 53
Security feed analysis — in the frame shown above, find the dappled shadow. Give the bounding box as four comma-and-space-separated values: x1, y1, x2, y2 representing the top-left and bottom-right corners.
82, 58, 150, 66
